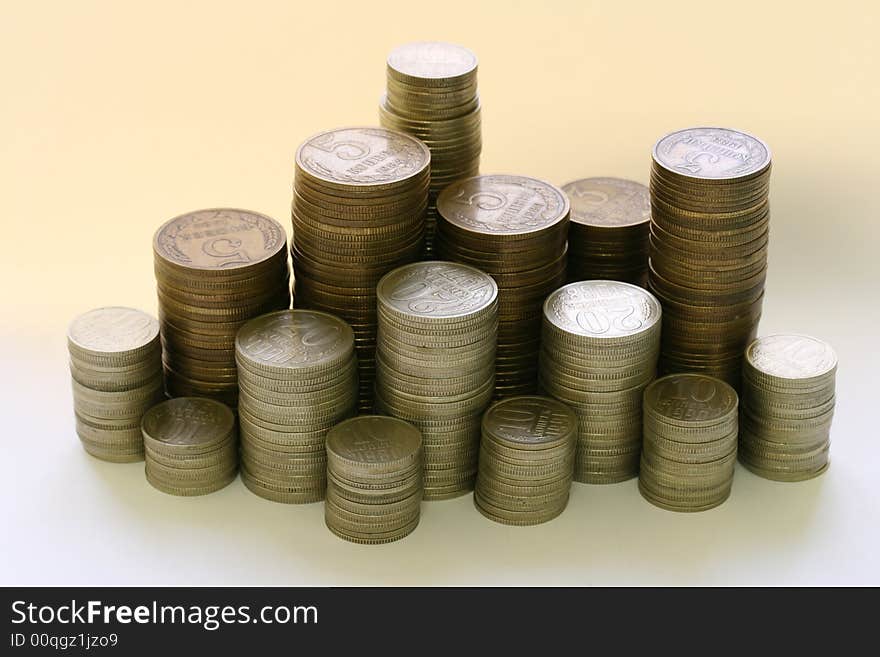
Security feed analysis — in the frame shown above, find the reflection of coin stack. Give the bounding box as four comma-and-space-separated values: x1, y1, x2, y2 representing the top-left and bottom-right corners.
153, 209, 291, 407
436, 175, 569, 397
235, 310, 358, 503
740, 334, 836, 481
68, 307, 165, 462
292, 127, 430, 412
375, 261, 497, 500
539, 281, 661, 483
380, 41, 481, 257
649, 127, 771, 388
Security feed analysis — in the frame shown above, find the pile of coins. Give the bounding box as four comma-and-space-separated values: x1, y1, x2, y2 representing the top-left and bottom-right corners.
563, 177, 651, 286
740, 334, 836, 481
325, 416, 423, 544
153, 208, 290, 407
375, 261, 497, 500
539, 281, 661, 483
68, 307, 164, 463
380, 41, 481, 256
649, 127, 771, 387
436, 175, 569, 396
474, 396, 577, 525
640, 374, 739, 512
292, 127, 430, 411
142, 397, 238, 496
235, 310, 358, 503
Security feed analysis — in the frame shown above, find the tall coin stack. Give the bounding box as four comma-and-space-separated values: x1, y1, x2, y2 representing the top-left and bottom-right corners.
153, 209, 290, 407
539, 281, 661, 483
640, 374, 739, 512
375, 261, 497, 500
380, 41, 481, 257
325, 416, 423, 545
235, 310, 358, 503
562, 177, 651, 286
474, 396, 577, 526
292, 127, 430, 411
436, 175, 569, 397
68, 307, 164, 462
740, 334, 836, 481
649, 127, 771, 388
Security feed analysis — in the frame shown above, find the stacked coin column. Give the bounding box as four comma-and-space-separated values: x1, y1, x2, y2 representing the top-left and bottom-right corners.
380, 41, 481, 257
539, 281, 661, 483
292, 127, 430, 412
375, 261, 497, 500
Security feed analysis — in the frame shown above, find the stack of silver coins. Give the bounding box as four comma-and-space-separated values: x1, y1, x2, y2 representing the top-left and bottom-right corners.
67, 307, 164, 462
640, 374, 739, 512
539, 281, 661, 483
236, 310, 359, 503
325, 416, 423, 544
740, 334, 836, 481
375, 261, 497, 500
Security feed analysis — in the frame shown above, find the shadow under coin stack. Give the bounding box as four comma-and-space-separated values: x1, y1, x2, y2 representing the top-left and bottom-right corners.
380, 41, 481, 257
292, 127, 430, 412
141, 397, 238, 496
325, 416, 423, 544
474, 396, 577, 525
67, 307, 164, 462
640, 374, 738, 512
740, 334, 836, 481
539, 281, 661, 483
235, 310, 358, 503
436, 175, 569, 397
562, 177, 651, 287
153, 209, 291, 407
375, 261, 497, 500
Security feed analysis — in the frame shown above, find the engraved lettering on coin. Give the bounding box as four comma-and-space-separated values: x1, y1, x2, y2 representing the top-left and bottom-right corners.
142, 398, 234, 446
747, 334, 837, 379
645, 374, 737, 423
562, 177, 651, 227
543, 281, 660, 338
378, 262, 497, 317
236, 310, 352, 368
653, 127, 771, 180
327, 416, 421, 464
68, 307, 159, 353
387, 42, 477, 80
484, 396, 576, 444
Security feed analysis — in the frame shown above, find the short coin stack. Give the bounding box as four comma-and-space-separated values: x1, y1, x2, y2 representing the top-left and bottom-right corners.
640, 374, 739, 512
325, 416, 423, 544
436, 175, 569, 397
563, 177, 651, 287
739, 334, 836, 481
235, 310, 358, 503
539, 281, 661, 483
68, 307, 164, 462
649, 127, 771, 388
380, 41, 481, 256
142, 397, 238, 496
292, 127, 430, 411
375, 261, 497, 500
474, 396, 577, 525
153, 208, 290, 407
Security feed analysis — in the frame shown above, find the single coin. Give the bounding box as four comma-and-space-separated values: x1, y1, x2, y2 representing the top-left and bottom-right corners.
652, 127, 771, 181
141, 397, 235, 453
68, 307, 159, 361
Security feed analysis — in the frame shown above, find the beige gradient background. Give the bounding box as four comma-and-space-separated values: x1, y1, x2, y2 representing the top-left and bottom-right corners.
2, 0, 878, 585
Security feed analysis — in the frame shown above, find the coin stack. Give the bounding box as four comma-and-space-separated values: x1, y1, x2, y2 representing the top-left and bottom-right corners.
141, 397, 238, 496
235, 310, 358, 503
563, 177, 651, 287
380, 41, 481, 257
325, 416, 423, 544
436, 175, 569, 397
68, 307, 165, 462
292, 127, 430, 411
153, 208, 291, 407
474, 396, 577, 525
739, 334, 837, 481
649, 127, 771, 388
640, 374, 739, 512
539, 281, 661, 483
374, 261, 497, 500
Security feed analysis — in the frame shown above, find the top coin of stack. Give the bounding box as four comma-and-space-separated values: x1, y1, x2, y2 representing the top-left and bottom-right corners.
292, 127, 430, 412
562, 177, 651, 287
380, 41, 481, 257
153, 208, 291, 407
649, 127, 772, 388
